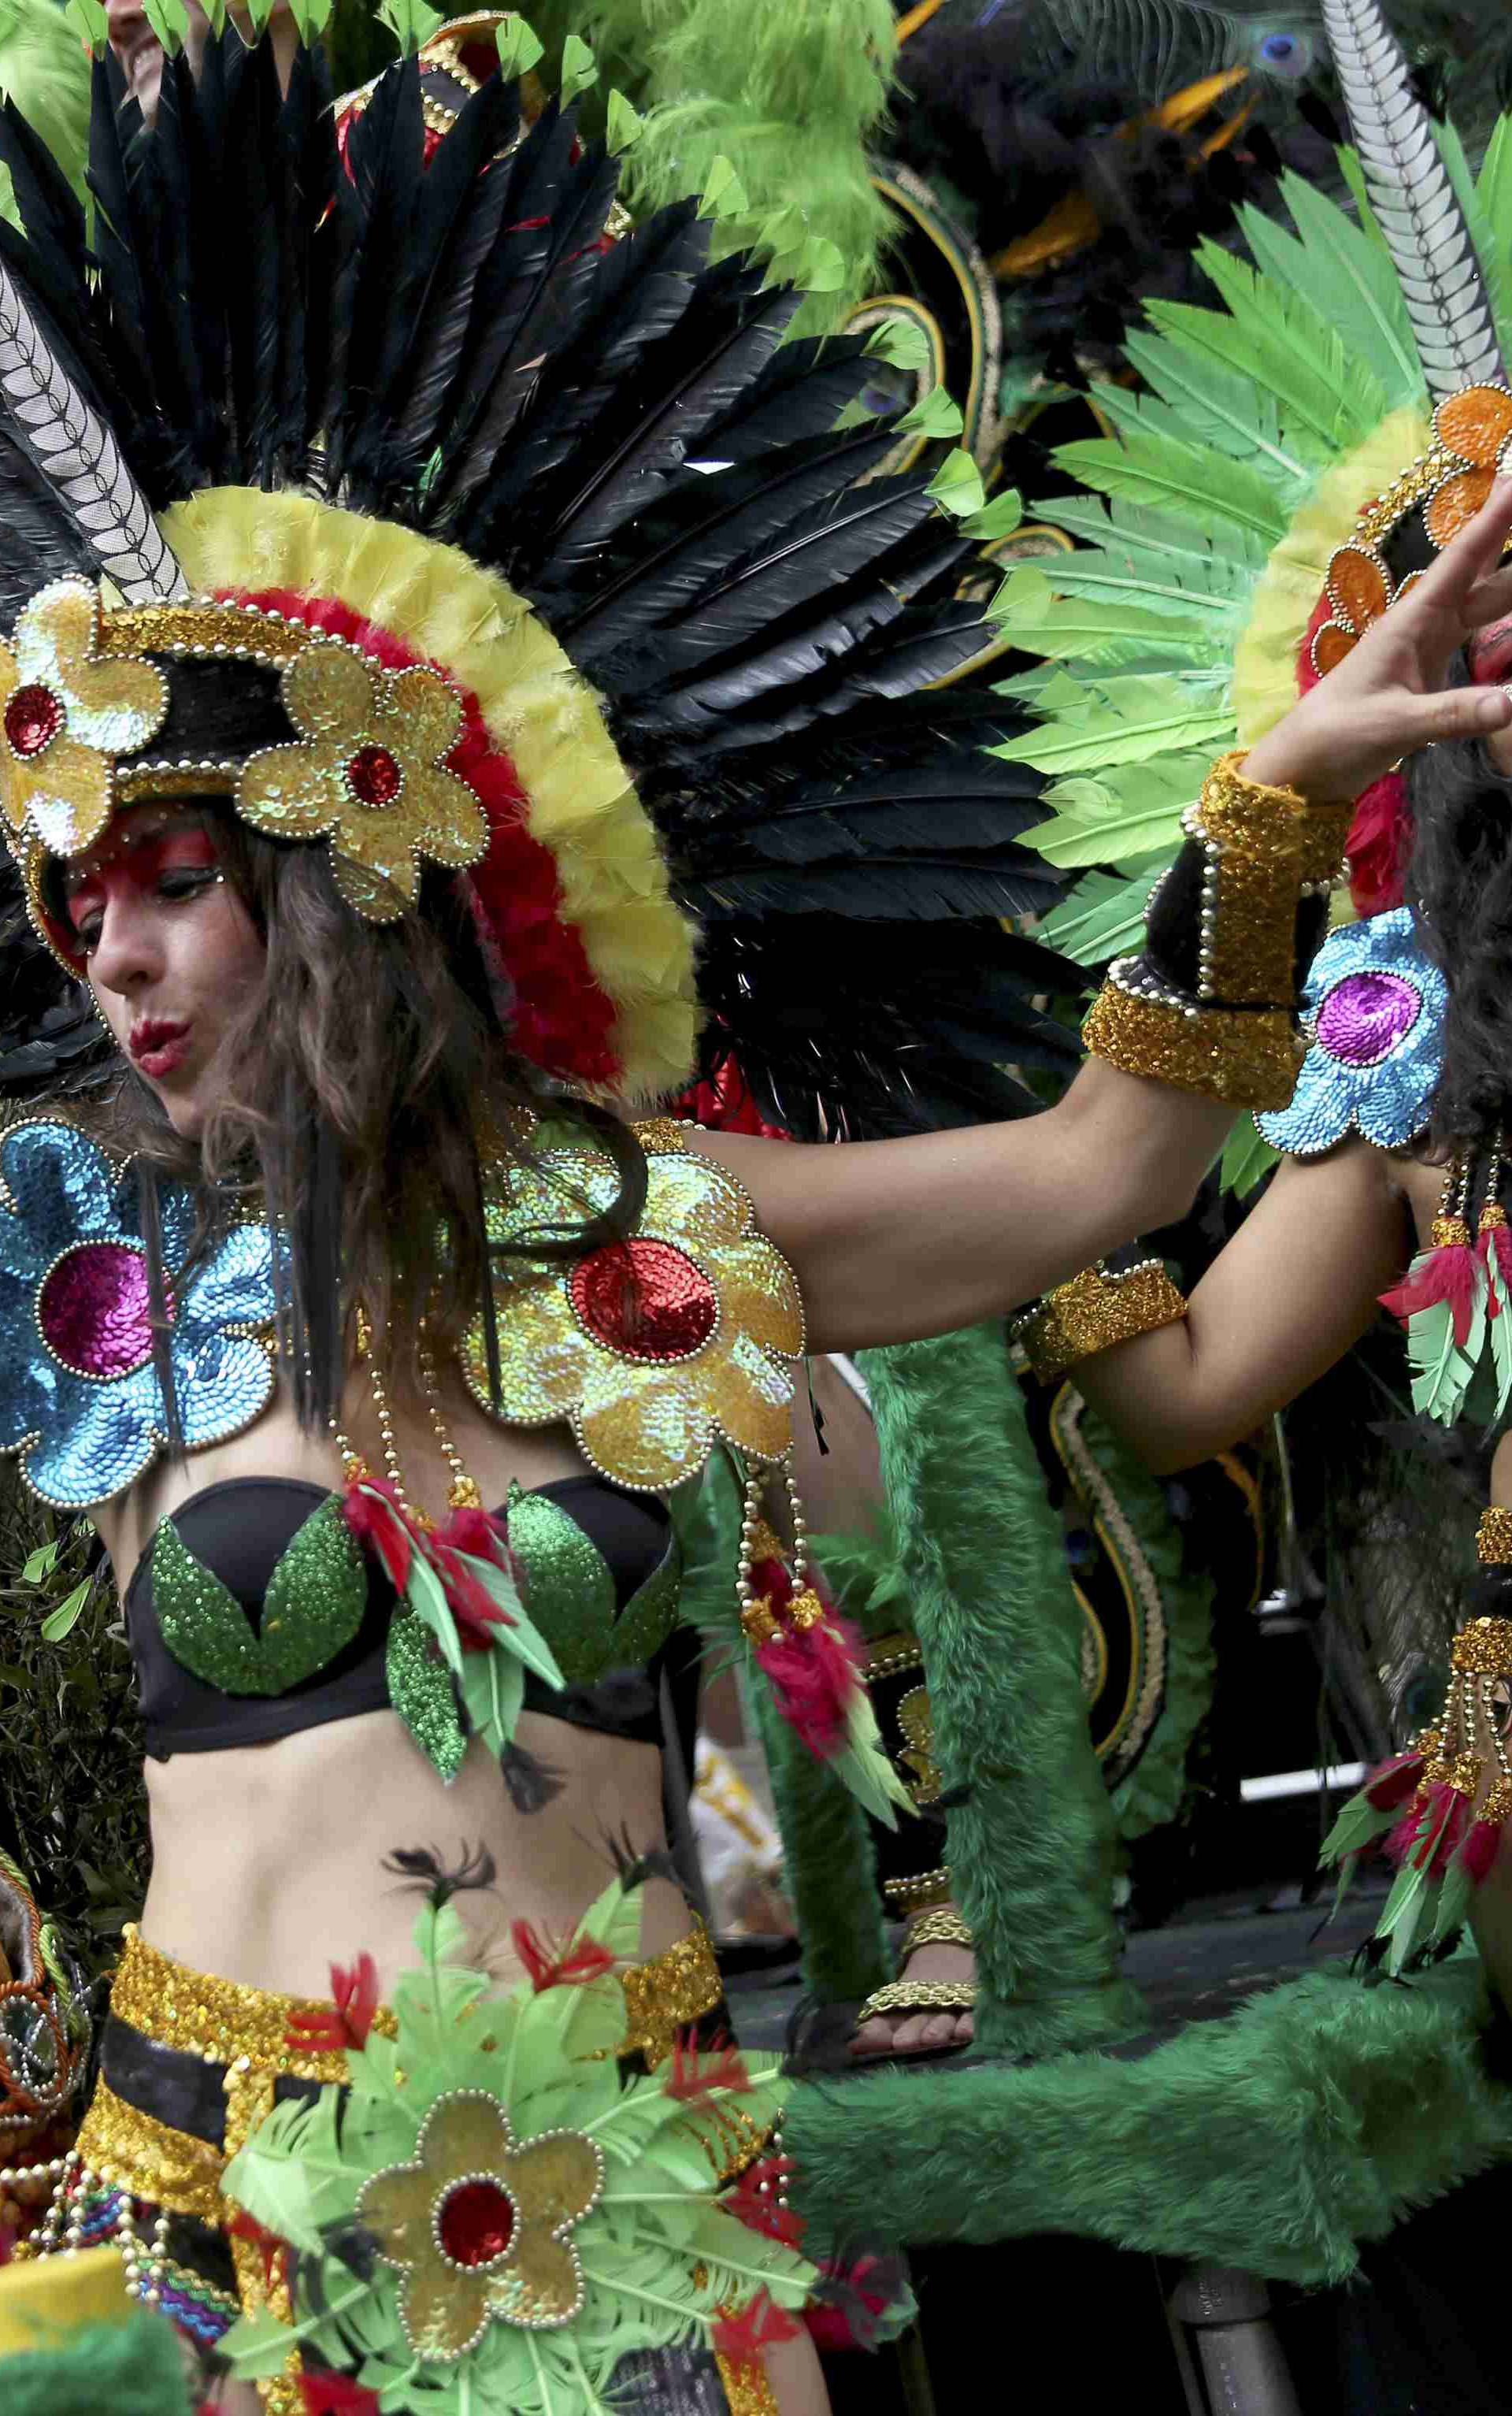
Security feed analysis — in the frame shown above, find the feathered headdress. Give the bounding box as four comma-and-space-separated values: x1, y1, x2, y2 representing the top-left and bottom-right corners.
1002, 0, 1512, 1029
0, 11, 1073, 1137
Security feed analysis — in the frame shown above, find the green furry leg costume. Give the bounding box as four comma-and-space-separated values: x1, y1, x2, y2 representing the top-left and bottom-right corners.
858, 1323, 1146, 2057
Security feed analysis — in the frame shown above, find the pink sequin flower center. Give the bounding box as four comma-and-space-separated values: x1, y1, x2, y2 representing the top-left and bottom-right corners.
569, 1237, 717, 1364
436, 2177, 517, 2269
5, 683, 64, 759
39, 1241, 169, 1380
1316, 970, 1421, 1068
345, 743, 403, 808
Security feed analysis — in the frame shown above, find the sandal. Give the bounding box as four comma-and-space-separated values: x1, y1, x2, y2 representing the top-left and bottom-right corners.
850, 1907, 976, 2063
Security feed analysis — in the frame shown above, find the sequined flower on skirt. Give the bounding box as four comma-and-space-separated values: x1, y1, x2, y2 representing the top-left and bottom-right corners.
358, 2091, 603, 2361
1257, 906, 1446, 1158
461, 1134, 806, 1490
0, 1118, 276, 1507
0, 580, 169, 859
237, 644, 487, 919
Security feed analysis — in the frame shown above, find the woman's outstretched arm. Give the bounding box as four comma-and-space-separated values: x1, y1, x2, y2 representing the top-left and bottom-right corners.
1071, 1140, 1410, 1472
697, 482, 1512, 1355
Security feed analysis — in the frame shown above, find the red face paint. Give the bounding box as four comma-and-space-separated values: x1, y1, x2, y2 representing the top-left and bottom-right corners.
63, 821, 222, 952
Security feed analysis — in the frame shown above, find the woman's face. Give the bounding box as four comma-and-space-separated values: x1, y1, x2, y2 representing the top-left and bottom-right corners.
1467, 613, 1512, 773
62, 807, 266, 1139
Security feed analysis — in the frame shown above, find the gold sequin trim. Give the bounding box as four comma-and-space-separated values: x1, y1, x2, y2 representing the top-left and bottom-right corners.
715, 2344, 783, 2416
72, 2078, 224, 2219
101, 600, 315, 669
1183, 754, 1348, 1010
882, 1864, 952, 1912
1477, 1506, 1512, 1564
1482, 1776, 1512, 1826
865, 1630, 924, 1682
631, 1115, 693, 1155
1452, 1616, 1512, 1675
903, 1908, 973, 1954
617, 1919, 723, 2069
1083, 985, 1305, 1111
1017, 1260, 1188, 1385
108, 1924, 395, 2082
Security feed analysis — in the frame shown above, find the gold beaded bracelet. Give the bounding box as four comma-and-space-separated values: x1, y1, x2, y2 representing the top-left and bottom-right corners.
1084, 751, 1351, 1111
882, 1864, 954, 1913
1013, 1258, 1188, 1386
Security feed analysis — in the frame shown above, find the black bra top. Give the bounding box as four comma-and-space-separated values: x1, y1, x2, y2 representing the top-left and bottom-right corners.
124, 1475, 673, 1761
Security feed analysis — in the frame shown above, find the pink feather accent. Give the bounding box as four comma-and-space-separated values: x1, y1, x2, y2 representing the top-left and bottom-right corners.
1389, 1780, 1472, 1877
1461, 1816, 1503, 1887
750, 1616, 858, 1760
341, 1476, 412, 1589
1364, 1750, 1426, 1811
1380, 1240, 1480, 1349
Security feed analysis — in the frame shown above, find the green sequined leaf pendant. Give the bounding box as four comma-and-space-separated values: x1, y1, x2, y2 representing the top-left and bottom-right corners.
154, 1497, 367, 1697
387, 1606, 467, 1782
506, 1483, 682, 1687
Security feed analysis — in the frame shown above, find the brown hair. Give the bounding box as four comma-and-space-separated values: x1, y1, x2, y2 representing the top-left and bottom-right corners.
62, 804, 646, 1421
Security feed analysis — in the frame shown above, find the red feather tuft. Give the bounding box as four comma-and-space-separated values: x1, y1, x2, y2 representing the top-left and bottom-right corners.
510, 1918, 617, 1992
665, 2029, 752, 2102
341, 1477, 412, 1590
284, 1950, 379, 2056
1364, 1750, 1426, 1812
1462, 1816, 1503, 1887
713, 2288, 802, 2370
750, 1610, 865, 1762
1381, 1240, 1480, 1348
724, 2154, 805, 2247
300, 2374, 384, 2414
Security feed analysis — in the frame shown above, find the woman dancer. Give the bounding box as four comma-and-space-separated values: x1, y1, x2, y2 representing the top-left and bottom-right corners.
0, 18, 1484, 2414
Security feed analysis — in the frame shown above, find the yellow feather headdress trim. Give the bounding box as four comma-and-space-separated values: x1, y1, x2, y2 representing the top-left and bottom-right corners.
158, 488, 700, 1104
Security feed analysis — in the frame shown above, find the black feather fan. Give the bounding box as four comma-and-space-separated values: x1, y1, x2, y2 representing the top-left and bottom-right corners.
0, 28, 1073, 1143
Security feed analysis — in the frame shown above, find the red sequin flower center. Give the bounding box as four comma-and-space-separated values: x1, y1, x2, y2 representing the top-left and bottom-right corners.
6, 683, 64, 759
436, 2177, 516, 2269
344, 743, 403, 808
569, 1238, 717, 1364
39, 1241, 168, 1380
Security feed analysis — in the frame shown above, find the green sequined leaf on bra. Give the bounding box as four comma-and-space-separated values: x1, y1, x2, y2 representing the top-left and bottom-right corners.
387, 1605, 467, 1781
506, 1483, 683, 1687
154, 1495, 367, 1697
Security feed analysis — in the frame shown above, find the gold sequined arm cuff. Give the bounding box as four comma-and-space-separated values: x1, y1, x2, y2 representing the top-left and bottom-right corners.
1085, 751, 1351, 1110
1012, 1258, 1188, 1386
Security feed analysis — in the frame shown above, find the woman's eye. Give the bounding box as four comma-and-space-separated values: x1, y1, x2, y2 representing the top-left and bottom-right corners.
158, 867, 218, 903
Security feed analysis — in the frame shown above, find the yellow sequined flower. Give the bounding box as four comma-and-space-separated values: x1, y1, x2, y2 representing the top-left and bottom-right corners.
0, 579, 168, 858
358, 2091, 603, 2361
237, 644, 487, 919
463, 1131, 806, 1490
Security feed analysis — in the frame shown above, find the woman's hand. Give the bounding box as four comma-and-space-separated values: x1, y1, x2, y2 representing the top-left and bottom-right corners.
1244, 478, 1512, 801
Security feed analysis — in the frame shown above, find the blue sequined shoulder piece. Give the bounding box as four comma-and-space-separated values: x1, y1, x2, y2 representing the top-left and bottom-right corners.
0, 1119, 276, 1508
1257, 907, 1445, 1158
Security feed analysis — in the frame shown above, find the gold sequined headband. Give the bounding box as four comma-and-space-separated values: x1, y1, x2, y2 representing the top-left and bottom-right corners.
0, 579, 491, 960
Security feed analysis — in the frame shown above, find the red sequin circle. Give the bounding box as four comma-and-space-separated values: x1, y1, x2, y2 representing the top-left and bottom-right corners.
344, 743, 403, 808
39, 1241, 166, 1380
436, 2177, 516, 2269
6, 684, 64, 759
569, 1238, 717, 1364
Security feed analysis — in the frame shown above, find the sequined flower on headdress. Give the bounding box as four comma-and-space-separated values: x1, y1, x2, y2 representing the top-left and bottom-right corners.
0, 580, 168, 859
236, 644, 487, 919
1257, 906, 1446, 1159
358, 2092, 603, 2360
1422, 385, 1512, 549
0, 1119, 276, 1508
462, 1130, 805, 1490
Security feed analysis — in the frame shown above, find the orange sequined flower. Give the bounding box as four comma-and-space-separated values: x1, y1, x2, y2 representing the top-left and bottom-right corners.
1424, 384, 1512, 548
358, 2091, 603, 2361
237, 644, 487, 918
0, 580, 168, 858
463, 1131, 805, 1490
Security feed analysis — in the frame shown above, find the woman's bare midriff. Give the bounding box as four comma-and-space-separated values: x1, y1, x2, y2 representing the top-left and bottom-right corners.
97, 1373, 696, 2002
139, 1708, 689, 1998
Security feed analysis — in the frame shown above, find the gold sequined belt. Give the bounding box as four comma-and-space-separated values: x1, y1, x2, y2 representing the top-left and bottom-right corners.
76, 1917, 726, 2218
